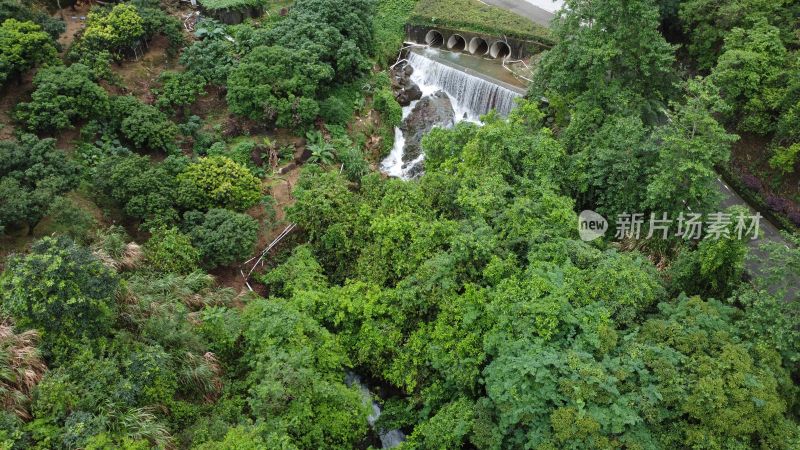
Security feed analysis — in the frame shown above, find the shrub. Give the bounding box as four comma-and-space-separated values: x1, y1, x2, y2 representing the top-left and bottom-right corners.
0, 134, 80, 234
319, 95, 352, 125
154, 71, 207, 114
267, 0, 375, 83
373, 88, 402, 127
44, 196, 97, 243
177, 156, 261, 212
144, 227, 201, 274
227, 45, 332, 128
15, 64, 109, 131
74, 4, 145, 60
179, 38, 236, 86
198, 0, 265, 11
335, 140, 369, 182
0, 237, 118, 348
93, 154, 186, 229
207, 140, 262, 176
0, 19, 57, 85
0, 0, 66, 40
185, 208, 259, 268
134, 2, 185, 57
768, 143, 799, 174
112, 96, 179, 153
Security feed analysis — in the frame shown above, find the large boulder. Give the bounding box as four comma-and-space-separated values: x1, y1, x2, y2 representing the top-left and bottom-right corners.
401, 91, 454, 166
395, 81, 422, 106
391, 61, 420, 105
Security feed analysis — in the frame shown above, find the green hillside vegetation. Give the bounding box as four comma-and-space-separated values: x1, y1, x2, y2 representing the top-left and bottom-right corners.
198, 0, 265, 11
0, 0, 798, 448
410, 0, 553, 43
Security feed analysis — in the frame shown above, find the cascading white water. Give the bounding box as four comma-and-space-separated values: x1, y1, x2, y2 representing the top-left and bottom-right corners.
405, 50, 521, 119
381, 48, 523, 179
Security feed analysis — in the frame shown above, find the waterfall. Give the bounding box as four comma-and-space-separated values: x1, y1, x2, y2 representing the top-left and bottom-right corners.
381, 48, 524, 179
406, 51, 522, 119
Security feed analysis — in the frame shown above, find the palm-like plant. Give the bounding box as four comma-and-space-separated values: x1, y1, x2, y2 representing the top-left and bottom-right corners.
306, 131, 337, 165
0, 323, 47, 420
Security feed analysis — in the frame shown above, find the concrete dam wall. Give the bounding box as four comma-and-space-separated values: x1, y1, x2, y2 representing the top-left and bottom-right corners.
405, 24, 552, 60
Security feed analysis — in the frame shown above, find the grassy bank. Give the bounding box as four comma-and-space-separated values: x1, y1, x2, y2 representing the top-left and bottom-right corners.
374, 0, 419, 66
409, 0, 553, 43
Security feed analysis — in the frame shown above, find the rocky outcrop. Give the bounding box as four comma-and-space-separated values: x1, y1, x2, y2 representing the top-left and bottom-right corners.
396, 83, 422, 107
400, 90, 454, 166
391, 62, 422, 106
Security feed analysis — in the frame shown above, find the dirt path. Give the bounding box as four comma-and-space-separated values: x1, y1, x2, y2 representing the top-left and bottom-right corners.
214, 160, 303, 295
57, 4, 91, 50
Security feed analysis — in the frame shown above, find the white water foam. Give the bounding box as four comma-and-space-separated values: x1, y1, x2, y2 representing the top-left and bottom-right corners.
345, 372, 405, 449
380, 49, 523, 179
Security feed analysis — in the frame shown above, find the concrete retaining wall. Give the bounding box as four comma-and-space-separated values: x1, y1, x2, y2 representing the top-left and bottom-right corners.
201, 5, 263, 25
405, 24, 550, 59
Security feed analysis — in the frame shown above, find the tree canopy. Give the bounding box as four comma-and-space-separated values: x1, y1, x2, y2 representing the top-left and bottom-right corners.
0, 0, 799, 448
0, 18, 57, 85
0, 134, 79, 234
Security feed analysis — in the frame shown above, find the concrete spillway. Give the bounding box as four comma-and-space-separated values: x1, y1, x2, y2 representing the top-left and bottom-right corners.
380, 48, 525, 179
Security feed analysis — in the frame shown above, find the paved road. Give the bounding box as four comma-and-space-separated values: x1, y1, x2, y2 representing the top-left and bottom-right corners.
716, 177, 798, 300
479, 0, 555, 27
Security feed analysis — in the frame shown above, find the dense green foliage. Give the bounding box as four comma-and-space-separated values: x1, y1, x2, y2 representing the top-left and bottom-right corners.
678, 0, 798, 71
645, 79, 738, 216
674, 0, 800, 227
198, 0, 265, 11
16, 63, 109, 132
93, 154, 186, 229
373, 0, 418, 64
534, 0, 676, 115
73, 3, 145, 60
268, 0, 375, 83
154, 71, 207, 114
271, 100, 800, 448
184, 208, 258, 268
0, 135, 79, 234
177, 156, 262, 212
0, 19, 57, 85
227, 45, 332, 128
1, 237, 118, 352
113, 96, 180, 154
0, 0, 65, 41
178, 37, 236, 86
1, 0, 799, 448
70, 1, 184, 63
144, 227, 201, 274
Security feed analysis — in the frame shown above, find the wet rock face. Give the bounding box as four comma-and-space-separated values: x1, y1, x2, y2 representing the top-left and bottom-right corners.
401, 90, 454, 165
395, 82, 422, 106
391, 62, 422, 106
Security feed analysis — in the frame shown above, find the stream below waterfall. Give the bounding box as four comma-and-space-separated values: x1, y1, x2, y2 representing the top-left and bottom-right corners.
380, 47, 525, 179
346, 372, 405, 449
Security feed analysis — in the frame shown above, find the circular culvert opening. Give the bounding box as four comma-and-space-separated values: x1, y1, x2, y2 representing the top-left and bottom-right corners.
489, 41, 511, 59
468, 37, 488, 55
425, 30, 444, 47
447, 34, 466, 52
